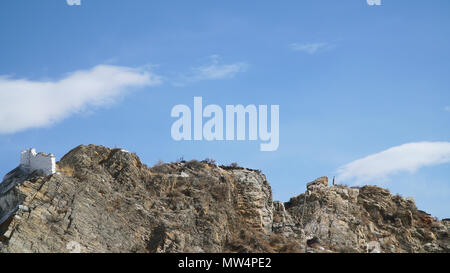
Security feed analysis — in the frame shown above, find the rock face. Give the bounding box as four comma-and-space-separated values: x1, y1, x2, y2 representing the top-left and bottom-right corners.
284, 177, 449, 253
0, 145, 448, 253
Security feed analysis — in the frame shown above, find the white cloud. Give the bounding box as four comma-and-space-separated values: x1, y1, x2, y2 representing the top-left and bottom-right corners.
0, 65, 161, 134
289, 42, 332, 54
336, 142, 450, 185
66, 0, 81, 5
176, 55, 248, 85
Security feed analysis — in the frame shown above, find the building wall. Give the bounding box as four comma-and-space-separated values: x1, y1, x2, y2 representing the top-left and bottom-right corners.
20, 149, 56, 176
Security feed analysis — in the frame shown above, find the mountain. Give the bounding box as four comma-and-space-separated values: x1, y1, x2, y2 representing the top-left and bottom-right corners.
0, 145, 448, 253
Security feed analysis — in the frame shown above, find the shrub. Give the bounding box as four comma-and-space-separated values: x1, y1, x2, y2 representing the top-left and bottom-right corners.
211, 183, 229, 202
186, 160, 204, 169
202, 158, 216, 165
56, 164, 74, 177
154, 159, 164, 167
279, 241, 301, 253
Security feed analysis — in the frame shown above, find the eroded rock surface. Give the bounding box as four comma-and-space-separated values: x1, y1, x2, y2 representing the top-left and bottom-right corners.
0, 145, 448, 253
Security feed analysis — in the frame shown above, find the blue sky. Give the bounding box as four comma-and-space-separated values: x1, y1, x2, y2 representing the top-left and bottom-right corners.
0, 0, 449, 218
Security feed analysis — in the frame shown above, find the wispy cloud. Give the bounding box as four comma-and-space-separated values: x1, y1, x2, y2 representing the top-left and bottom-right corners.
175, 55, 248, 85
289, 42, 333, 54
0, 65, 161, 134
66, 0, 81, 5
336, 142, 450, 185
444, 106, 450, 112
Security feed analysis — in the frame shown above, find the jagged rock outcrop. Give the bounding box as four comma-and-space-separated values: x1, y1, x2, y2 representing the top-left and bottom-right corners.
0, 145, 448, 253
283, 177, 449, 253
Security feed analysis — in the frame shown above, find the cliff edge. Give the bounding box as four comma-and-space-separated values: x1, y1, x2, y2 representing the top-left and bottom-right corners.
0, 145, 448, 253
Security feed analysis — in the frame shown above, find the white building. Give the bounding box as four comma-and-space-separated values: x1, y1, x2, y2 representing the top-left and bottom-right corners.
20, 148, 56, 176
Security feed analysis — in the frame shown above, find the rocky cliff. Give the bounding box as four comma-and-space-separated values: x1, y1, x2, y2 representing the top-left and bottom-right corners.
0, 145, 448, 253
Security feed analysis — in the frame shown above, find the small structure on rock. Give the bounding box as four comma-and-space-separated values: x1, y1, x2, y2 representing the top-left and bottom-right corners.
20, 148, 56, 176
